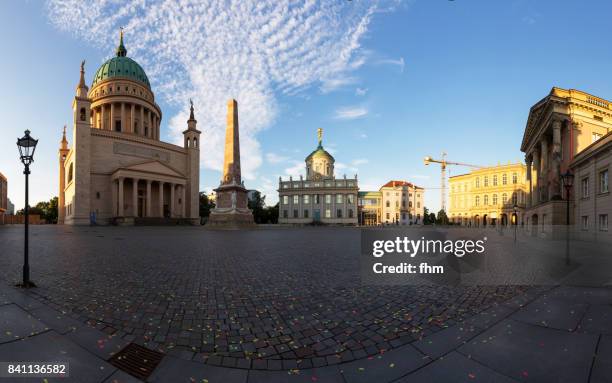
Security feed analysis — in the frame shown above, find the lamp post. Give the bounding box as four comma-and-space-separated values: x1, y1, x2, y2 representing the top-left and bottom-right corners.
16, 130, 38, 288
513, 204, 518, 243
560, 170, 574, 266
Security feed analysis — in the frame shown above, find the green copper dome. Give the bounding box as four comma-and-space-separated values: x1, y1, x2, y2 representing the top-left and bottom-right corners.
91, 31, 151, 89
306, 143, 334, 161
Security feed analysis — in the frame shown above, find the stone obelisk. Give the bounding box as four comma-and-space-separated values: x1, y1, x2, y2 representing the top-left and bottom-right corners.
207, 99, 254, 227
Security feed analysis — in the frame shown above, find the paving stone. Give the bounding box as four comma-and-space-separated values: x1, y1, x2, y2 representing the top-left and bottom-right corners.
396, 351, 518, 382
577, 305, 612, 335
458, 319, 598, 383
29, 305, 84, 334
0, 303, 48, 343
340, 344, 428, 383
0, 330, 116, 383
102, 369, 144, 382
148, 355, 247, 383
511, 296, 588, 331
248, 365, 344, 383
413, 323, 483, 358
591, 335, 612, 383
65, 324, 129, 360
548, 286, 612, 305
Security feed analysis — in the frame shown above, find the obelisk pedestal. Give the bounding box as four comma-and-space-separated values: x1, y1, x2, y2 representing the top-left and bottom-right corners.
207, 99, 254, 227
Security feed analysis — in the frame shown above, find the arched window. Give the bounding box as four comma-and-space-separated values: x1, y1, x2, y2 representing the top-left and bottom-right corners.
484, 176, 489, 187
80, 108, 86, 121
484, 195, 489, 205
194, 138, 197, 148
68, 163, 74, 183
493, 175, 498, 186
492, 194, 498, 205
475, 177, 480, 188
512, 172, 518, 184
502, 193, 507, 205
475, 196, 480, 206
386, 201, 390, 208
502, 173, 507, 185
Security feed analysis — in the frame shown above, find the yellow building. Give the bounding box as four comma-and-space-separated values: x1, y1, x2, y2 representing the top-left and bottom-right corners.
449, 163, 527, 226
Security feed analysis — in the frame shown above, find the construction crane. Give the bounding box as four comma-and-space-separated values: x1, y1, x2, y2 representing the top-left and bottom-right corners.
423, 152, 484, 212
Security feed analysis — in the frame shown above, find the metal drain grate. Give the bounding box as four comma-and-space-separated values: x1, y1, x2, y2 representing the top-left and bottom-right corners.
108, 343, 164, 380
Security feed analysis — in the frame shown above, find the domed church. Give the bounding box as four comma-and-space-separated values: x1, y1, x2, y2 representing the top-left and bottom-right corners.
58, 31, 201, 225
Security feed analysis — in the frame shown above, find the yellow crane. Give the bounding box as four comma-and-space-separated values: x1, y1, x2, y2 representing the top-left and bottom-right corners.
423, 152, 484, 212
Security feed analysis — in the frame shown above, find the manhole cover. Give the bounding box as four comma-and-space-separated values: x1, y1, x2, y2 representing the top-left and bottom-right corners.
108, 343, 164, 380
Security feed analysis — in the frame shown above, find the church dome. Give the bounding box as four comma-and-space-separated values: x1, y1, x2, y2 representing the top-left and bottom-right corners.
91, 31, 150, 89
305, 144, 334, 162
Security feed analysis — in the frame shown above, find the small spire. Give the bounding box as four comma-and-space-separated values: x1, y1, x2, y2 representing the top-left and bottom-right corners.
116, 27, 127, 57
61, 125, 68, 149
78, 60, 86, 88
189, 98, 195, 120
62, 125, 67, 142
317, 128, 323, 147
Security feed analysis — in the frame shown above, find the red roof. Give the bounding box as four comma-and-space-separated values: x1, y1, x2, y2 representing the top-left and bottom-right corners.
381, 180, 422, 189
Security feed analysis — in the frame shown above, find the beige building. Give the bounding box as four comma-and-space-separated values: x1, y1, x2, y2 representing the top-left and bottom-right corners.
521, 88, 611, 237
449, 163, 527, 226
0, 172, 6, 216
278, 129, 358, 225
358, 181, 424, 225
571, 131, 611, 242
59, 32, 200, 225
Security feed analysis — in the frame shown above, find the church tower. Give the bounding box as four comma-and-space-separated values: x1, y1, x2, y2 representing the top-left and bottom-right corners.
66, 61, 92, 225
183, 100, 201, 223
58, 126, 69, 224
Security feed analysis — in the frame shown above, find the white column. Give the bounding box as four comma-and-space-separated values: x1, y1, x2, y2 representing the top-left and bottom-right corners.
180, 185, 185, 218
148, 110, 153, 138
552, 120, 562, 198
111, 179, 117, 216
132, 178, 139, 217
170, 183, 175, 218
118, 177, 124, 216
110, 103, 114, 131
120, 102, 125, 132
140, 106, 145, 136
130, 103, 135, 133
159, 182, 165, 217
146, 180, 152, 217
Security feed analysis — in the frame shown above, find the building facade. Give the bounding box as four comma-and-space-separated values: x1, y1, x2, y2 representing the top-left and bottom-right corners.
0, 173, 7, 216
449, 163, 527, 226
358, 191, 382, 225
358, 181, 424, 225
278, 129, 358, 225
571, 131, 611, 242
521, 88, 612, 237
59, 31, 200, 225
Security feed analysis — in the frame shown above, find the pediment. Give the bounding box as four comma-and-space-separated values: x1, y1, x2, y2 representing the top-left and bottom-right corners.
122, 161, 184, 178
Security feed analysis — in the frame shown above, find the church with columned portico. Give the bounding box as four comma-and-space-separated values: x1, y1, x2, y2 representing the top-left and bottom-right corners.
58, 31, 201, 225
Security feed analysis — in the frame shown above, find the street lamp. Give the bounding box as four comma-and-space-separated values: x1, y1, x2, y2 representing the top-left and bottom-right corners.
513, 203, 518, 243
560, 170, 574, 266
16, 130, 38, 288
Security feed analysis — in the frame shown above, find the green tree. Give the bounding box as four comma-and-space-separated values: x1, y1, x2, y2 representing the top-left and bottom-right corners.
436, 209, 449, 225
248, 191, 267, 223
423, 207, 435, 225
199, 192, 215, 219
17, 196, 58, 223
263, 203, 279, 224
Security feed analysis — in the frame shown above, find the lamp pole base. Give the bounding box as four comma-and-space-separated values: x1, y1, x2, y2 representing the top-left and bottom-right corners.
15, 281, 37, 289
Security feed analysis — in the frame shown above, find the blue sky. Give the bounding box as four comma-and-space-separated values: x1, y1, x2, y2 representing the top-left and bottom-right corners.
2, 0, 612, 212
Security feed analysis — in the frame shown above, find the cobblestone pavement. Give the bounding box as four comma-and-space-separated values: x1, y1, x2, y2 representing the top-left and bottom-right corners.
0, 225, 532, 371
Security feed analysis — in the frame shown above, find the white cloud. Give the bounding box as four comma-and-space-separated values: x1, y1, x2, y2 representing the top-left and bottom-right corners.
355, 87, 368, 96
334, 106, 368, 120
376, 57, 405, 73
45, 0, 395, 179
265, 152, 289, 164
284, 160, 304, 178
352, 158, 369, 166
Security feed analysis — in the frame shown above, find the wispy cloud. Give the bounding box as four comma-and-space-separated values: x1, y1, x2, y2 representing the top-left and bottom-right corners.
334, 106, 368, 120
265, 152, 289, 164
355, 87, 368, 96
376, 57, 405, 73
46, 0, 394, 179
284, 160, 304, 178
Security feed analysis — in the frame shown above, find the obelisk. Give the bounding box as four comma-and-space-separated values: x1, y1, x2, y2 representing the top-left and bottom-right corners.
207, 99, 254, 227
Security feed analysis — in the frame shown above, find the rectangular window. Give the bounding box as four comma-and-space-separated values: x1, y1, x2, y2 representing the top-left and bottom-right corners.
115, 120, 122, 132
303, 195, 310, 204
582, 177, 589, 198
337, 209, 342, 218
283, 210, 288, 218
325, 194, 332, 204
314, 194, 320, 204
348, 194, 354, 204
304, 209, 309, 218
386, 213, 390, 220
512, 173, 518, 184
283, 196, 289, 205
336, 194, 343, 204
293, 209, 298, 218
325, 209, 331, 218
293, 195, 299, 204
599, 214, 608, 231
600, 170, 609, 193
581, 216, 589, 230
348, 209, 353, 218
